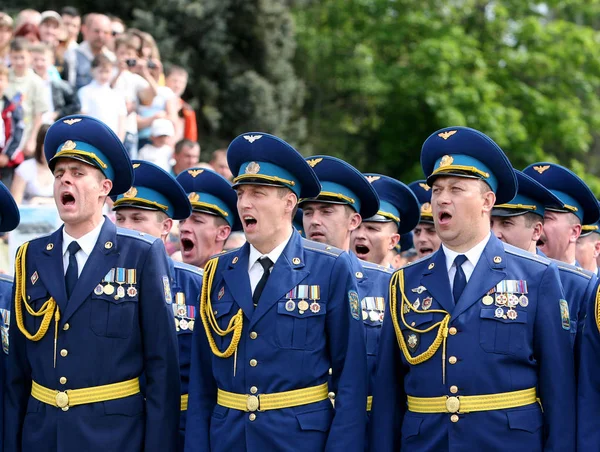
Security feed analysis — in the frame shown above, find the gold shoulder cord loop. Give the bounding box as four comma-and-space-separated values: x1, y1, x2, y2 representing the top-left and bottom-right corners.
390, 269, 451, 382
200, 257, 243, 359
14, 243, 62, 367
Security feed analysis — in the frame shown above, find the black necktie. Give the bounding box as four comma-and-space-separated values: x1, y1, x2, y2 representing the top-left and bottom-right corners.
253, 257, 273, 305
65, 241, 81, 299
452, 254, 468, 303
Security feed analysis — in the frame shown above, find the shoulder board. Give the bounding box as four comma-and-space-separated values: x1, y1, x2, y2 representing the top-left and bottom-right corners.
400, 252, 434, 271
27, 231, 53, 245
301, 238, 343, 257
554, 260, 594, 280
0, 274, 13, 284
209, 248, 239, 261
361, 260, 393, 274
173, 260, 204, 277
116, 227, 158, 244
503, 243, 551, 266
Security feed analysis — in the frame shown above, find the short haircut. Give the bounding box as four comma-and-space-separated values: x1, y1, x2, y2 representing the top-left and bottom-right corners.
210, 149, 227, 162
61, 6, 80, 17
29, 42, 52, 55
0, 64, 8, 79
155, 210, 169, 222
35, 124, 51, 164
10, 37, 31, 53
91, 54, 113, 69
165, 64, 188, 78
114, 35, 137, 52
174, 139, 197, 155
523, 212, 544, 228
568, 212, 581, 226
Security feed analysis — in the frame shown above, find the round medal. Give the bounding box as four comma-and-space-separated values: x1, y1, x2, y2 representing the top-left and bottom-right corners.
362, 310, 368, 320
180, 319, 189, 330
127, 286, 137, 297
519, 295, 529, 307
495, 293, 507, 306
94, 284, 104, 295
188, 320, 194, 331
310, 302, 321, 314
103, 284, 115, 295
369, 311, 379, 322
285, 300, 296, 312
508, 294, 519, 307
298, 300, 309, 311
507, 309, 518, 320
482, 295, 494, 306
495, 307, 504, 318
178, 306, 187, 316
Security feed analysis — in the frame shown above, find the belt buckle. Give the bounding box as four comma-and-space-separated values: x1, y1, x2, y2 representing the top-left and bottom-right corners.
445, 396, 460, 413
56, 391, 69, 411
246, 395, 260, 412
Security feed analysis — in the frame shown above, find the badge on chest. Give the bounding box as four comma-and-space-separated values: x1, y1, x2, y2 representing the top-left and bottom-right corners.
482, 280, 529, 320
284, 284, 321, 315
94, 268, 138, 300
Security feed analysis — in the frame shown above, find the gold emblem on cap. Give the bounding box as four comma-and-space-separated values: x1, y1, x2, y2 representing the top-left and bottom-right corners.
306, 158, 323, 168
133, 163, 141, 169
245, 162, 261, 174
438, 130, 457, 140
292, 257, 301, 265
63, 118, 82, 126
366, 175, 380, 183
188, 192, 200, 202
232, 256, 239, 264
105, 241, 113, 249
439, 155, 454, 167
46, 243, 54, 251
421, 202, 432, 214
428, 263, 435, 270
493, 256, 502, 264
61, 140, 77, 151
243, 135, 263, 143
533, 165, 550, 174
419, 183, 430, 191
123, 187, 137, 198
188, 169, 203, 178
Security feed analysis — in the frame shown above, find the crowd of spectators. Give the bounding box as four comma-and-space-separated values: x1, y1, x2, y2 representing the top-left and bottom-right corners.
0, 7, 242, 259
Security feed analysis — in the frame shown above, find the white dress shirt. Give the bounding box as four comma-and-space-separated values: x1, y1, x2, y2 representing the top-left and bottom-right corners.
62, 217, 105, 277
443, 232, 491, 291
248, 230, 293, 295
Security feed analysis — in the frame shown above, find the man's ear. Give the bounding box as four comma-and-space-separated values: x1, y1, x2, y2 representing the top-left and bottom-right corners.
161, 218, 173, 240
101, 178, 113, 197
481, 190, 496, 213
570, 223, 582, 243
216, 225, 232, 244
348, 213, 362, 232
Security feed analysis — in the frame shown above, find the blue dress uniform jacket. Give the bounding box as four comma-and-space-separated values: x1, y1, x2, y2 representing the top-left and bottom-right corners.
184, 231, 368, 452
0, 274, 13, 452
4, 220, 181, 452
169, 259, 203, 450
371, 235, 576, 451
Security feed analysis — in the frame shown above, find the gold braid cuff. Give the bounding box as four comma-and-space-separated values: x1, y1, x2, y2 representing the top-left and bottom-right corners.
389, 269, 451, 381
200, 257, 243, 358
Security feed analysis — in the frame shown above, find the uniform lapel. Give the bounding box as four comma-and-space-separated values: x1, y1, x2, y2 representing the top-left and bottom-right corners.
419, 248, 454, 314
451, 235, 507, 320
249, 232, 309, 329
349, 253, 372, 298
222, 244, 254, 320
61, 220, 119, 323
36, 227, 68, 312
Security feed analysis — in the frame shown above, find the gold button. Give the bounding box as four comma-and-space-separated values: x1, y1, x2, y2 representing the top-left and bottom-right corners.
59, 377, 67, 385
328, 391, 336, 400
250, 386, 258, 394
250, 359, 257, 367
449, 356, 457, 364
450, 414, 459, 423
411, 322, 416, 327
449, 327, 457, 335
63, 323, 70, 331
249, 413, 256, 421
450, 385, 458, 394
60, 349, 68, 357
250, 332, 258, 339
328, 368, 333, 376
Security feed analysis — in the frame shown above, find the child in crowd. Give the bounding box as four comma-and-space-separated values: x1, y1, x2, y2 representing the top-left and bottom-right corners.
78, 54, 126, 140
137, 118, 174, 171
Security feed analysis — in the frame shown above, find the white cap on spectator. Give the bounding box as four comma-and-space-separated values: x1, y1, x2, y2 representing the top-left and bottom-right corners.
151, 119, 175, 137
40, 11, 62, 26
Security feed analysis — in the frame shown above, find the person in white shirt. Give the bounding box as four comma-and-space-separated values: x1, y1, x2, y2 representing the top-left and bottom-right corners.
137, 118, 174, 171
78, 54, 126, 140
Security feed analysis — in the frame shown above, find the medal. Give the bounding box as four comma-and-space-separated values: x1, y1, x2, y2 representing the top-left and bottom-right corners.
103, 284, 115, 295
362, 309, 368, 320
507, 309, 518, 320
117, 285, 125, 299
94, 284, 104, 295
379, 312, 385, 321
298, 300, 309, 312
413, 298, 420, 310
310, 302, 321, 314
495, 307, 504, 318
508, 294, 519, 307
178, 306, 187, 316
422, 297, 432, 310
127, 286, 137, 297
180, 319, 189, 330
482, 295, 494, 306
369, 310, 379, 322
103, 269, 115, 295
115, 268, 126, 301
188, 320, 194, 331
285, 300, 296, 312
495, 293, 507, 306
126, 269, 137, 297
519, 295, 529, 307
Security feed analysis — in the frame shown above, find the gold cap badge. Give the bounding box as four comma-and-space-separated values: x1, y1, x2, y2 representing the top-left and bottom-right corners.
123, 187, 137, 198
421, 203, 432, 214
188, 192, 200, 202
61, 140, 77, 151
306, 158, 323, 168
245, 162, 261, 174
439, 155, 454, 168
63, 118, 82, 126
533, 165, 550, 174
419, 183, 430, 191
438, 130, 457, 140
188, 169, 203, 178
133, 163, 141, 169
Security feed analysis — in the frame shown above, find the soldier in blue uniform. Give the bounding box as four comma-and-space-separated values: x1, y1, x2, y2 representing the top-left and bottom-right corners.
492, 169, 598, 349
576, 206, 600, 275
184, 134, 367, 452
111, 160, 205, 451
0, 182, 20, 452
351, 174, 420, 269
297, 156, 391, 418
4, 116, 180, 452
177, 168, 240, 269
408, 180, 442, 259
371, 127, 575, 451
